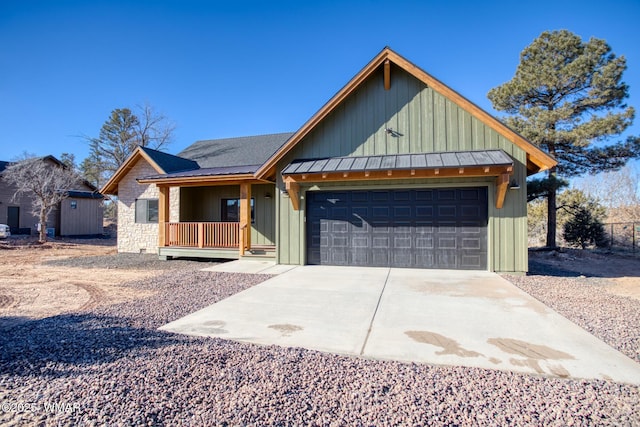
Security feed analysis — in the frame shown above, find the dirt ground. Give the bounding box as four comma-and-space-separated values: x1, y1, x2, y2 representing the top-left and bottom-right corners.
528, 248, 640, 300
0, 237, 158, 327
1, 238, 639, 328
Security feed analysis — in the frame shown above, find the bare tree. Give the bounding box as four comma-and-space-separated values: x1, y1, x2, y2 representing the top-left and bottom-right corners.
135, 102, 175, 150
575, 164, 640, 222
82, 103, 175, 187
3, 157, 82, 242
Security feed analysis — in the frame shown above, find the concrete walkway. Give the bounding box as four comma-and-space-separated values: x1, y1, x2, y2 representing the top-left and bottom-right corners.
161, 265, 640, 384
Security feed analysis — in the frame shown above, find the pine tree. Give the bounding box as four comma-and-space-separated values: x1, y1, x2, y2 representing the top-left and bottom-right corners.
83, 104, 175, 185
488, 30, 639, 248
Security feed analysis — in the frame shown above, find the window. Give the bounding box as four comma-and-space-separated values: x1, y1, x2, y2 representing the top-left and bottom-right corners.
221, 198, 254, 223
70, 201, 77, 209
135, 199, 159, 223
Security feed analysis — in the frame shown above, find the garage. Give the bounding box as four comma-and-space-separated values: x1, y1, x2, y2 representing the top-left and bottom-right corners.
306, 187, 488, 269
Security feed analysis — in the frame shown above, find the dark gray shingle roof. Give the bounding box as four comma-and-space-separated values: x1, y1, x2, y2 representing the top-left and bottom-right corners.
178, 132, 294, 169
282, 150, 513, 175
139, 147, 199, 173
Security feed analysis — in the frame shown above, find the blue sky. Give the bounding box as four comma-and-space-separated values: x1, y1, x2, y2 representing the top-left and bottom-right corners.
1, 0, 639, 168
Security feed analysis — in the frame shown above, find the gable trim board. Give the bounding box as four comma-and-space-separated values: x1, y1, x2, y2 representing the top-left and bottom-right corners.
256, 47, 555, 180
100, 47, 557, 273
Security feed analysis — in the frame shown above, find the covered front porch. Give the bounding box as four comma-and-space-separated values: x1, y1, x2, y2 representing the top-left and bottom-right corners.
148, 178, 276, 260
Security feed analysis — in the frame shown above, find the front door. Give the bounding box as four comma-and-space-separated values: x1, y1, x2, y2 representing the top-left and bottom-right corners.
7, 206, 19, 233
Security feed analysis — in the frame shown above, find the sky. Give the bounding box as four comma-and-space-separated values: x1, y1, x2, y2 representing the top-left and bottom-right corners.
1, 0, 640, 170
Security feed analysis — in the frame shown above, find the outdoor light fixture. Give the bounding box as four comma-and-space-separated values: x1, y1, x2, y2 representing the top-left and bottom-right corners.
264, 193, 272, 199
384, 127, 403, 137
509, 180, 521, 190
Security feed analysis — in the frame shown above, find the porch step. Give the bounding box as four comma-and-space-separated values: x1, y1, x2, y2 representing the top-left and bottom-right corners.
242, 248, 276, 260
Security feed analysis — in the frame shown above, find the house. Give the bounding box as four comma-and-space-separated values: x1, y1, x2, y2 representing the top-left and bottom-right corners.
101, 47, 556, 273
0, 156, 104, 237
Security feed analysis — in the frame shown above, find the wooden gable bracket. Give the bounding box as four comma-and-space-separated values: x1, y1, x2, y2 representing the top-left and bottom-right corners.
284, 176, 301, 211
495, 173, 510, 209
384, 59, 391, 90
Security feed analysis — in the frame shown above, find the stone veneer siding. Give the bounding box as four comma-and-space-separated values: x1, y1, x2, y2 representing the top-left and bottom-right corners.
117, 159, 179, 254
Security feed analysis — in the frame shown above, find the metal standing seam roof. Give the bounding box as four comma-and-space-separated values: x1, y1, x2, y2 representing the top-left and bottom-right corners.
281, 150, 513, 175
140, 164, 262, 181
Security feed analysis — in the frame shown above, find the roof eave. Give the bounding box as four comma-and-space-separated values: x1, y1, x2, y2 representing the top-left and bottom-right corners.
137, 173, 262, 187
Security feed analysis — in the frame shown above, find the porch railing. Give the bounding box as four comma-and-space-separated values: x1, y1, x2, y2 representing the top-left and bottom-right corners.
165, 222, 240, 248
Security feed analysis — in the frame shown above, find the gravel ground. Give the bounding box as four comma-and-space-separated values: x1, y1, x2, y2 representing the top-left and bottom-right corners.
44, 253, 220, 271
507, 272, 640, 364
1, 265, 640, 425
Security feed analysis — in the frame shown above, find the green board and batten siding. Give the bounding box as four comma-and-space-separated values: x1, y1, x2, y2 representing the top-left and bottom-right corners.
275, 65, 528, 273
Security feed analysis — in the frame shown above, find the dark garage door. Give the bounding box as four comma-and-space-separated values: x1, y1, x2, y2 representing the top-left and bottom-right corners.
306, 188, 488, 269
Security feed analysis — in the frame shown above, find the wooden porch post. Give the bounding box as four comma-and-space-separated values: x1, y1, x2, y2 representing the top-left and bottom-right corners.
239, 183, 251, 256
158, 185, 170, 247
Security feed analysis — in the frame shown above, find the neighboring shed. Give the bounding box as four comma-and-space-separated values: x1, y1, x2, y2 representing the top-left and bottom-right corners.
0, 156, 104, 236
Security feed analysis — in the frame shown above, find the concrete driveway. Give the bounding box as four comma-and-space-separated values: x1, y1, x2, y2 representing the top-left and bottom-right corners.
160, 264, 640, 384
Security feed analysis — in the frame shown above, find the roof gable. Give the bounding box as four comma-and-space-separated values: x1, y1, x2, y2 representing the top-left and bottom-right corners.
100, 147, 179, 195
256, 47, 556, 178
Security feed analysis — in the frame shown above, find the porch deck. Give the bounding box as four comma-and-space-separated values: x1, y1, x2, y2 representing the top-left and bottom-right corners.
159, 221, 275, 260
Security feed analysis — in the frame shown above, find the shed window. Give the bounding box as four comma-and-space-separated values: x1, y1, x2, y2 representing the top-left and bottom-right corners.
70, 200, 77, 209
221, 198, 254, 223
135, 199, 159, 223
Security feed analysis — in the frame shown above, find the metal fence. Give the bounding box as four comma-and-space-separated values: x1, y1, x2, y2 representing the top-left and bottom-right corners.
604, 222, 640, 254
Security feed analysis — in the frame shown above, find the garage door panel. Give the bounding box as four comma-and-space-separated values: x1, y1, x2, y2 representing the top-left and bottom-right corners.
392, 252, 413, 268
462, 237, 481, 249
351, 192, 368, 202
372, 192, 390, 202
461, 205, 482, 218
352, 206, 369, 217
438, 224, 457, 233
437, 190, 456, 200
416, 206, 434, 217
415, 236, 434, 249
352, 236, 369, 248
416, 190, 434, 201
372, 236, 389, 248
393, 206, 412, 218
393, 237, 412, 249
438, 205, 457, 217
331, 222, 348, 233
461, 254, 483, 269
438, 237, 457, 249
372, 250, 389, 265
415, 253, 435, 267
373, 206, 391, 217
460, 188, 482, 200
393, 191, 411, 201
306, 188, 487, 269
437, 251, 458, 269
